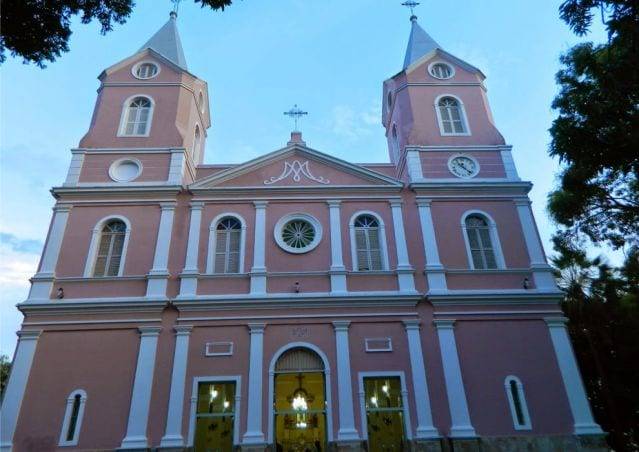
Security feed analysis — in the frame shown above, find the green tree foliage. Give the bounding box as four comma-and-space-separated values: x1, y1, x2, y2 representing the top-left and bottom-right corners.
0, 0, 235, 68
552, 237, 639, 451
548, 0, 639, 248
0, 355, 11, 398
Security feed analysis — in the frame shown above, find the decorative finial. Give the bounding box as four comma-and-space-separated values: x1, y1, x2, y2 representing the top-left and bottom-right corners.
284, 104, 308, 131
170, 0, 181, 18
401, 1, 420, 21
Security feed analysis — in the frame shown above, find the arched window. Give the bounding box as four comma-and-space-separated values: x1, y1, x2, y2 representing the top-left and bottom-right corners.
120, 96, 153, 136
198, 92, 205, 113
463, 214, 503, 270
93, 220, 127, 277
391, 124, 400, 161
193, 125, 201, 160
59, 390, 87, 446
212, 216, 243, 274
505, 376, 531, 430
353, 214, 384, 271
437, 96, 468, 135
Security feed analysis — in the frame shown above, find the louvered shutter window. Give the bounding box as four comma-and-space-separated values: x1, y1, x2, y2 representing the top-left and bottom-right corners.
438, 97, 465, 134
465, 215, 497, 269
354, 215, 383, 271
214, 217, 242, 273
93, 220, 126, 277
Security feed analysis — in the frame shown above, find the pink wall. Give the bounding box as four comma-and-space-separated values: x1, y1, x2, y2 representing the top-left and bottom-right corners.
78, 152, 171, 183
420, 151, 506, 179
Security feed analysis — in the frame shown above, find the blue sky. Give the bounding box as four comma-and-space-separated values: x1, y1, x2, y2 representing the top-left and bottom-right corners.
0, 0, 608, 356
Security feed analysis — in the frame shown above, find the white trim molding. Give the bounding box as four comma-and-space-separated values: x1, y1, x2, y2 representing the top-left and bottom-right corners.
364, 337, 392, 353
434, 94, 471, 137
131, 60, 160, 80
545, 317, 603, 435
250, 202, 268, 294
433, 320, 476, 438
117, 94, 155, 137
64, 152, 85, 186
416, 200, 447, 292
327, 200, 347, 293
206, 212, 247, 274
179, 202, 204, 298
504, 375, 532, 430
187, 375, 242, 447
243, 323, 266, 445
357, 371, 413, 442
428, 61, 456, 80
390, 201, 416, 293
348, 210, 390, 272
83, 214, 132, 278
267, 341, 334, 444
146, 203, 176, 298
332, 321, 360, 442
460, 210, 506, 270
0, 330, 42, 451
58, 389, 88, 447
205, 341, 234, 356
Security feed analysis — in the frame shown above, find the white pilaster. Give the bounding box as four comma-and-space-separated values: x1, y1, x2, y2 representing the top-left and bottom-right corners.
146, 202, 176, 298
545, 317, 603, 435
332, 321, 359, 441
500, 148, 520, 181
168, 149, 186, 185
120, 326, 162, 450
63, 151, 85, 186
433, 320, 476, 438
28, 205, 71, 302
403, 320, 439, 438
406, 150, 423, 181
179, 203, 204, 297
250, 201, 267, 294
390, 200, 416, 293
243, 323, 266, 444
515, 199, 557, 291
417, 200, 447, 293
327, 200, 347, 294
0, 330, 41, 452
160, 325, 193, 448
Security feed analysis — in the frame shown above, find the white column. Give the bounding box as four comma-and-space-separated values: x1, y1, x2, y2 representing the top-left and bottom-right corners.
500, 147, 520, 181
327, 200, 347, 293
406, 150, 423, 182
332, 321, 359, 441
0, 330, 41, 452
28, 205, 71, 302
121, 326, 162, 449
179, 202, 204, 298
250, 201, 267, 294
160, 325, 193, 448
545, 317, 603, 435
515, 199, 557, 291
433, 320, 476, 438
146, 202, 176, 298
243, 323, 266, 444
168, 149, 186, 185
403, 320, 439, 438
390, 200, 416, 293
417, 200, 447, 293
63, 151, 85, 186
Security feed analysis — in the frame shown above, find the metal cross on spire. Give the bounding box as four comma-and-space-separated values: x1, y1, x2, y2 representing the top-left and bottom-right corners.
401, 1, 420, 20
171, 0, 182, 17
284, 104, 308, 131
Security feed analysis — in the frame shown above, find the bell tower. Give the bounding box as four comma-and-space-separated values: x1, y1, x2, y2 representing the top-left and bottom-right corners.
382, 13, 507, 179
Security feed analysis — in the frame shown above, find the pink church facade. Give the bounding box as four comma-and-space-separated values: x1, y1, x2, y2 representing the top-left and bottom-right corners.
1, 12, 606, 452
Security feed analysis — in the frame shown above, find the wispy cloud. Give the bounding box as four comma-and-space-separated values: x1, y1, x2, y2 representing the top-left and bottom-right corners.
0, 233, 43, 254
329, 101, 382, 140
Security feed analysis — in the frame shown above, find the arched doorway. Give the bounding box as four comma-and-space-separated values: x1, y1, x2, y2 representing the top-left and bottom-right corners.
273, 347, 327, 451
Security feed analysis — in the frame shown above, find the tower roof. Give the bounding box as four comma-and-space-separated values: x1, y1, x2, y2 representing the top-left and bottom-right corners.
403, 16, 441, 69
139, 12, 188, 70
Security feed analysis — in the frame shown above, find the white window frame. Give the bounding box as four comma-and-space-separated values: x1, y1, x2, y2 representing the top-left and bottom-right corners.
357, 371, 413, 441
274, 213, 323, 254
186, 375, 242, 448
58, 389, 87, 447
460, 210, 506, 270
349, 211, 390, 272
365, 337, 393, 353
117, 94, 155, 137
205, 341, 234, 357
504, 375, 532, 430
428, 61, 455, 80
434, 94, 471, 137
206, 213, 247, 274
83, 215, 132, 277
131, 60, 160, 80
108, 157, 143, 183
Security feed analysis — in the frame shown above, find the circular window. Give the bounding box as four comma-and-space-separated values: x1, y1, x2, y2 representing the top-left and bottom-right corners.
109, 158, 142, 182
132, 62, 159, 80
274, 214, 322, 254
429, 62, 454, 80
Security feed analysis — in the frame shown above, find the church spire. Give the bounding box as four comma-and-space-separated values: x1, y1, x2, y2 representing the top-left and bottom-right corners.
139, 11, 188, 70
402, 15, 441, 69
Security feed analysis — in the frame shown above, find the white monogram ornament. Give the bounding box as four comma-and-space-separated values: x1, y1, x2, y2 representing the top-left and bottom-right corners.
264, 160, 330, 185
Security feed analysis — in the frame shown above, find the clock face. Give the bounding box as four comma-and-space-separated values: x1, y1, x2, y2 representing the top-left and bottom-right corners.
449, 156, 479, 178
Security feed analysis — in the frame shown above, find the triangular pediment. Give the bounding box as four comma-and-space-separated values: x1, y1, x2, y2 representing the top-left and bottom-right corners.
190, 144, 403, 190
